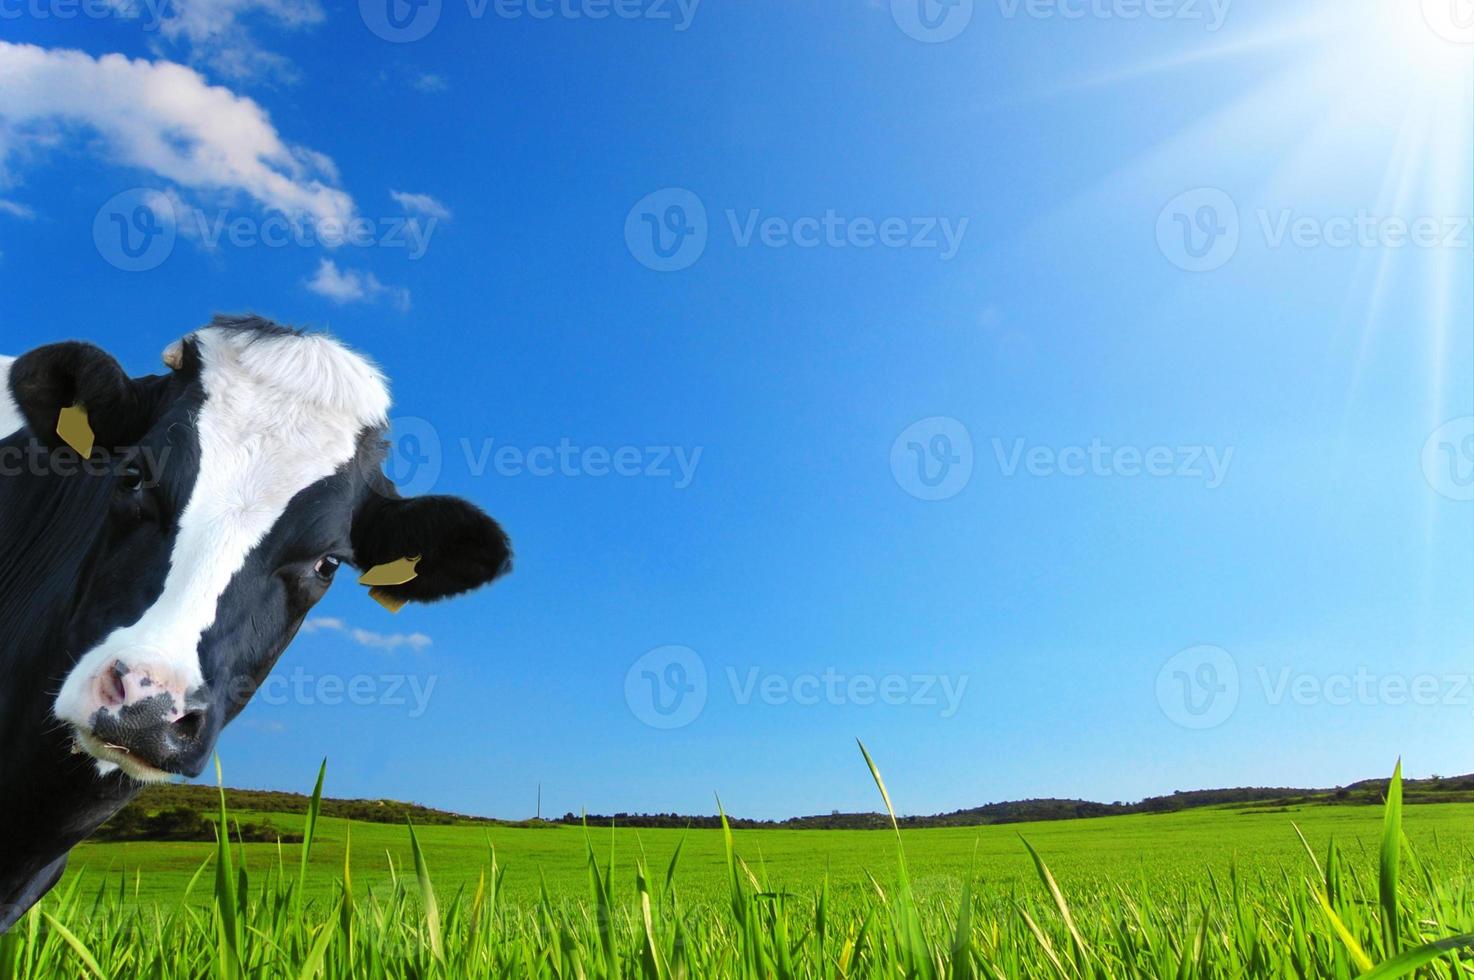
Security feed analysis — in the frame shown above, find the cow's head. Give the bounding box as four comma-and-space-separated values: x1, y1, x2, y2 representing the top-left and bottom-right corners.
7, 317, 511, 781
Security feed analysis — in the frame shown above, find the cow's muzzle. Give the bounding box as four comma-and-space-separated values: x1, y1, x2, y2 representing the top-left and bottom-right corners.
70, 651, 216, 779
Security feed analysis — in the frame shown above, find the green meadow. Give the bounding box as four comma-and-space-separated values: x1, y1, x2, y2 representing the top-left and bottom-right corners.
60, 798, 1474, 912
8, 756, 1474, 977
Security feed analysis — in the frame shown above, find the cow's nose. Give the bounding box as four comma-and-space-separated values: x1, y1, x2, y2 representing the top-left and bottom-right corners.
86, 653, 214, 776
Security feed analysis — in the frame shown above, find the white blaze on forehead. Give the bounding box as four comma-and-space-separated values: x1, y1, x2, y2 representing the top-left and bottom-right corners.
0, 355, 20, 439
54, 327, 391, 736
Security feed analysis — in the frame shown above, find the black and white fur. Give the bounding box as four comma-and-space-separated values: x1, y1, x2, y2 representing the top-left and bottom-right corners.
0, 317, 512, 931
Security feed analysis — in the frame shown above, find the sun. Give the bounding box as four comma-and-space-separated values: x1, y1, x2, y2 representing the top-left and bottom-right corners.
1359, 0, 1473, 90
1051, 0, 1470, 474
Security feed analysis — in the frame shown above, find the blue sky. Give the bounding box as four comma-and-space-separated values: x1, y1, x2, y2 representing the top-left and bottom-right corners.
1, 0, 1470, 820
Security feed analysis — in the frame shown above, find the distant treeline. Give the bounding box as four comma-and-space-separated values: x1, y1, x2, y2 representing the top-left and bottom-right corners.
561, 775, 1474, 830
94, 805, 302, 844
98, 783, 505, 843
97, 773, 1474, 840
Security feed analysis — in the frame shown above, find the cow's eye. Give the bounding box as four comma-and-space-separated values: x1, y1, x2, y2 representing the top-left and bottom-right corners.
314, 556, 342, 581
120, 463, 146, 494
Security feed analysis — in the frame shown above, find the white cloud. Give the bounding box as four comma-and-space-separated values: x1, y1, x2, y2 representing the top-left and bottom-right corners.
0, 42, 354, 228
304, 616, 433, 653
110, 0, 324, 83
411, 72, 449, 93
0, 199, 34, 220
350, 628, 433, 652
305, 258, 411, 310
390, 190, 452, 221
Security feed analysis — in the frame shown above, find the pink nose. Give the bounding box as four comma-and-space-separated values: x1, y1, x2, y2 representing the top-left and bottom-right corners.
94, 655, 192, 722
81, 650, 215, 775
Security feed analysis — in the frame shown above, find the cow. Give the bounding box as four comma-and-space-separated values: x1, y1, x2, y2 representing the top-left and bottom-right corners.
0, 317, 512, 931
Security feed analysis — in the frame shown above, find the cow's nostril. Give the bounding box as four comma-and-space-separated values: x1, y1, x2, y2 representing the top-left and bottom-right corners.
173, 709, 207, 743
100, 662, 128, 706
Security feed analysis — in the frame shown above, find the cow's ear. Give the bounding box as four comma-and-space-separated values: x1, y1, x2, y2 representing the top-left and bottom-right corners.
9, 342, 147, 453
351, 495, 512, 606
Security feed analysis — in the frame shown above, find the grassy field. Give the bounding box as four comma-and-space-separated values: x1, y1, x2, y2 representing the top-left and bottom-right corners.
6, 754, 1474, 977
60, 796, 1474, 911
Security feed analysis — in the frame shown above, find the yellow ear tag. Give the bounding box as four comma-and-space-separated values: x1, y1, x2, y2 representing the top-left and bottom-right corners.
358, 556, 422, 587
56, 404, 95, 457
368, 587, 410, 615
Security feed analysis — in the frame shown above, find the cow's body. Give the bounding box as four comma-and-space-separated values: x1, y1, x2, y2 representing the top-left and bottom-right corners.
0, 416, 139, 928
0, 319, 512, 931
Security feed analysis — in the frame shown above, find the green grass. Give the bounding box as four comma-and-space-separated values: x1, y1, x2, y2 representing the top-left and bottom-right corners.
6, 751, 1474, 977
